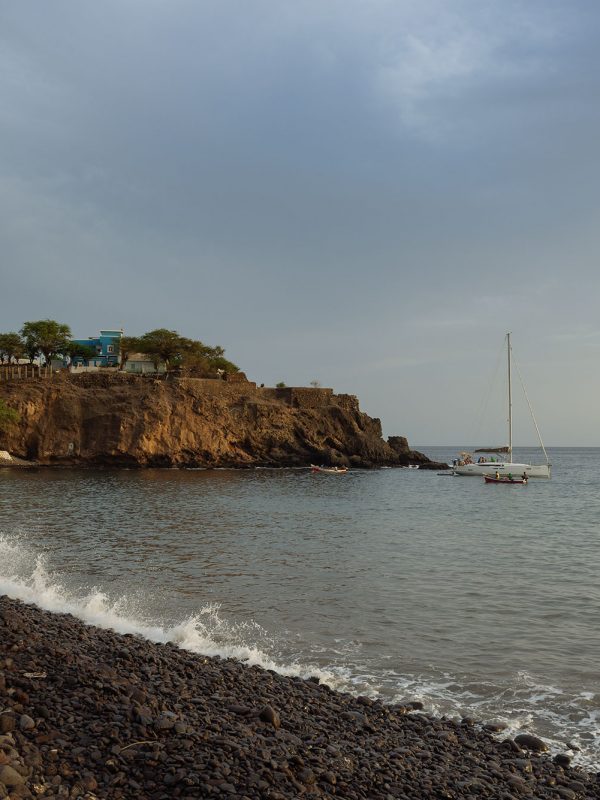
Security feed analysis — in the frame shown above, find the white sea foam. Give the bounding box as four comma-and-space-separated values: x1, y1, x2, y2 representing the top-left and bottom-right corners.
1, 533, 599, 770
0, 533, 339, 686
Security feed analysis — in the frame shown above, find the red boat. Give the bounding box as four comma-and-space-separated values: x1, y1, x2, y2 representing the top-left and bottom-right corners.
484, 475, 528, 485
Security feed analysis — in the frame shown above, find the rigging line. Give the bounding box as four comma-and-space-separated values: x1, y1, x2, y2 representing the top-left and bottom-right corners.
512, 354, 550, 464
472, 338, 506, 447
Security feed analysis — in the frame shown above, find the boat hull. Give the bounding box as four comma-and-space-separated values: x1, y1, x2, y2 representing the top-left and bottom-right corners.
453, 462, 550, 479
484, 475, 527, 484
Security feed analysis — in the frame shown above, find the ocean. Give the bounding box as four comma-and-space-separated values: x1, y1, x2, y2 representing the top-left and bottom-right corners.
1, 447, 598, 768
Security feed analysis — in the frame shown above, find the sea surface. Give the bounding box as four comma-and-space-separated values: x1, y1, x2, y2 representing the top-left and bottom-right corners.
1, 447, 599, 767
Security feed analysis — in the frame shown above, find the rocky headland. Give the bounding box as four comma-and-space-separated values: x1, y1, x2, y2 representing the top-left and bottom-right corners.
0, 373, 446, 470
1, 597, 597, 800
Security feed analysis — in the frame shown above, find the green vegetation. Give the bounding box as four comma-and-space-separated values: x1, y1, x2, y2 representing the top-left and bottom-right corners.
0, 399, 20, 433
135, 329, 239, 375
0, 332, 24, 364
20, 320, 72, 365
276, 381, 286, 388
67, 342, 97, 361
0, 320, 239, 376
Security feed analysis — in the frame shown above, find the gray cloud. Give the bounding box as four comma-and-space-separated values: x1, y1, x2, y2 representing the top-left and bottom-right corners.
2, 0, 599, 444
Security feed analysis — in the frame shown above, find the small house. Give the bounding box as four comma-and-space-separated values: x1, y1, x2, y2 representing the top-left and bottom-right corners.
124, 353, 166, 374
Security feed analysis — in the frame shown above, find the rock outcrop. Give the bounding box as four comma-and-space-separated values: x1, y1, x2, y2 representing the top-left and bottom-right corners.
0, 373, 445, 469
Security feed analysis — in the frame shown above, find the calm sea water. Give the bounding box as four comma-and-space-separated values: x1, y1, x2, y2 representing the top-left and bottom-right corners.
1, 447, 599, 766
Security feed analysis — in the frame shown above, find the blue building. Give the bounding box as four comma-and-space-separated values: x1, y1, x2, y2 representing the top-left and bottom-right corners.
70, 329, 123, 367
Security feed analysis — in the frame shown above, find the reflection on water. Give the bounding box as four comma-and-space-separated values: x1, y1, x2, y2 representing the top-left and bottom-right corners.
1, 448, 599, 766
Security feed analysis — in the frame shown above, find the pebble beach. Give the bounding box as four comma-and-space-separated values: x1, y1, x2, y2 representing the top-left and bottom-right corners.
1, 597, 599, 800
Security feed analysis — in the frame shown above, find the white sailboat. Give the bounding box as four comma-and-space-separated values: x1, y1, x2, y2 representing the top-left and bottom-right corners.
453, 333, 551, 479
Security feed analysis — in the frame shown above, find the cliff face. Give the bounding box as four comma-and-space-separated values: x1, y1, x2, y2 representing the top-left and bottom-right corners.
0, 374, 441, 469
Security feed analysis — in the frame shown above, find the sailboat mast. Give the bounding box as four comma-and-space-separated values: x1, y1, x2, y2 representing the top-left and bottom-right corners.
507, 332, 512, 464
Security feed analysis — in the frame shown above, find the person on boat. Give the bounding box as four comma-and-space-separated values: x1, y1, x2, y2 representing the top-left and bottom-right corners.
507, 472, 513, 482
495, 470, 500, 480
522, 472, 528, 483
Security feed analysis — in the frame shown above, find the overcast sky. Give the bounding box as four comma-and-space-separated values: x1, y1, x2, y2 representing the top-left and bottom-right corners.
2, 1, 599, 446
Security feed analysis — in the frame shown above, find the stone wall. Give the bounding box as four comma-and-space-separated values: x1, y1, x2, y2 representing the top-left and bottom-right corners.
175, 377, 258, 398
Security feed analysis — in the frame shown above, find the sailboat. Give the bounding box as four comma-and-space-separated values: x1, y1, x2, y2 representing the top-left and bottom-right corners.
453, 333, 551, 479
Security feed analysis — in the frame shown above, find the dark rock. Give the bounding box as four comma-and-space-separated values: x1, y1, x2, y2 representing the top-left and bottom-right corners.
555, 788, 576, 800
514, 734, 548, 753
484, 721, 508, 733
297, 767, 316, 785
0, 716, 16, 734
258, 705, 280, 728
18, 715, 35, 732
553, 753, 571, 768
0, 764, 26, 786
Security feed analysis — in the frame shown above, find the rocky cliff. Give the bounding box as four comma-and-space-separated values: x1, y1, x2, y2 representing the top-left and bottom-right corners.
0, 374, 444, 469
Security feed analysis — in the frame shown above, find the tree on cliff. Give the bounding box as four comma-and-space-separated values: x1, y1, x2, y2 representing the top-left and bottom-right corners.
138, 329, 239, 374
118, 336, 143, 368
0, 399, 20, 434
66, 342, 97, 362
139, 329, 185, 369
20, 320, 71, 365
176, 339, 239, 375
0, 332, 25, 364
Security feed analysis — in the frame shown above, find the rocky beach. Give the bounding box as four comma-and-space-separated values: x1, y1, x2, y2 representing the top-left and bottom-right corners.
1, 597, 598, 800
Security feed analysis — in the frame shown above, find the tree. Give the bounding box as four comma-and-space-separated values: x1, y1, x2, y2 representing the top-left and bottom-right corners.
20, 320, 71, 365
67, 342, 97, 362
139, 329, 186, 369
0, 333, 24, 364
138, 329, 240, 374
176, 339, 239, 375
0, 399, 20, 434
310, 379, 322, 388
118, 336, 142, 368
276, 381, 286, 388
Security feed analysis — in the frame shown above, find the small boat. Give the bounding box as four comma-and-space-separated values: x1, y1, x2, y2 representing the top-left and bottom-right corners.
310, 464, 349, 474
484, 474, 528, 485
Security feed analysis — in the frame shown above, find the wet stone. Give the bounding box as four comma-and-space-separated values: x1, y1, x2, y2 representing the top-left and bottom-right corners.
552, 753, 571, 769
514, 734, 548, 753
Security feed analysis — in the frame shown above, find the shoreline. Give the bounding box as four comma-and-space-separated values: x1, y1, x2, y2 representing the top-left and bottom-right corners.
0, 459, 446, 471
1, 597, 597, 799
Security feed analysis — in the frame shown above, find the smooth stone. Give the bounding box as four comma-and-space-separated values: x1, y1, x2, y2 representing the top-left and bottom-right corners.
484, 721, 508, 733
19, 715, 35, 732
0, 717, 16, 735
553, 753, 571, 768
298, 768, 316, 785
258, 705, 280, 729
0, 764, 26, 787
514, 733, 548, 753
554, 788, 576, 800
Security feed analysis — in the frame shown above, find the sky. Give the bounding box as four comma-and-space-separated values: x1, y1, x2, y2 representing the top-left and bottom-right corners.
1, 0, 599, 446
